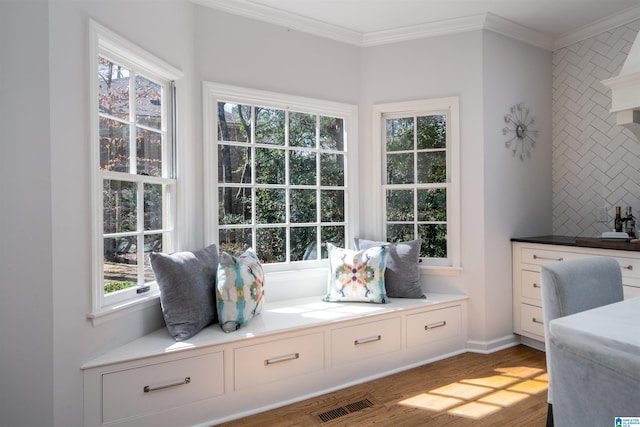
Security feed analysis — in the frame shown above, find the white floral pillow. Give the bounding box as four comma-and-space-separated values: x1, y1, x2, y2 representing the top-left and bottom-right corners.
216, 249, 265, 332
323, 243, 389, 303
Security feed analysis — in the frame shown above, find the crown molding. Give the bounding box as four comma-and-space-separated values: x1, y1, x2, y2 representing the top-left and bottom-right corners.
193, 0, 640, 51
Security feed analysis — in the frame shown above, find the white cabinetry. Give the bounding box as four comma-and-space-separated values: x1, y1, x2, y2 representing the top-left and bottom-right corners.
512, 240, 640, 345
83, 294, 467, 426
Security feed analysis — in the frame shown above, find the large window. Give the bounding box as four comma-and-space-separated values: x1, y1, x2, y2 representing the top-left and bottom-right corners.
204, 83, 357, 270
90, 21, 182, 314
375, 98, 460, 268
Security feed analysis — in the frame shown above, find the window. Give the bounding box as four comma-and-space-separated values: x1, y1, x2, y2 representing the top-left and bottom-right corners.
374, 98, 460, 268
203, 83, 358, 270
90, 21, 182, 314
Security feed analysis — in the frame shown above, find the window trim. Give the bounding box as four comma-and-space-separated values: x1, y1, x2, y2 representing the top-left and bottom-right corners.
202, 81, 359, 273
89, 20, 183, 318
372, 97, 460, 269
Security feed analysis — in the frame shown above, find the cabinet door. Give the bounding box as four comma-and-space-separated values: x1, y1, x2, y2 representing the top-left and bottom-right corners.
520, 303, 544, 339
234, 332, 324, 391
331, 317, 401, 366
102, 352, 224, 424
406, 305, 462, 348
521, 269, 542, 302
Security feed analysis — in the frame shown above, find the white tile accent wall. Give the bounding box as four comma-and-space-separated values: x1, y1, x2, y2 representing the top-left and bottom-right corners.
552, 19, 640, 237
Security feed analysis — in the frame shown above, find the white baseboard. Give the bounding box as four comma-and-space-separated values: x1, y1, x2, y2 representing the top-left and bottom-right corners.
466, 334, 521, 354
519, 335, 545, 352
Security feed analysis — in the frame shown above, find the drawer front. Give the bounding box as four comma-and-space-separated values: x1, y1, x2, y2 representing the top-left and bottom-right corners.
102, 352, 224, 424
520, 303, 544, 338
521, 269, 542, 302
331, 317, 401, 366
521, 247, 578, 266
624, 284, 640, 299
406, 305, 461, 348
234, 332, 324, 391
610, 255, 640, 280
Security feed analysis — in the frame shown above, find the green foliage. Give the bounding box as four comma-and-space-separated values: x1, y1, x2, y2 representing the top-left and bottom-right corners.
104, 281, 137, 294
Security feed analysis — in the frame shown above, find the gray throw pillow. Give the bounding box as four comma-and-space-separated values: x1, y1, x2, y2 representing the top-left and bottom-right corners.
355, 238, 425, 299
150, 244, 219, 341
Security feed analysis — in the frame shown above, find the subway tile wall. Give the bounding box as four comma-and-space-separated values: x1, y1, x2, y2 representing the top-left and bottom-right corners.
552, 19, 640, 237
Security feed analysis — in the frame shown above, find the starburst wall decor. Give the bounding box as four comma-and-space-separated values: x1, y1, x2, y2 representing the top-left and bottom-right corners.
503, 102, 537, 160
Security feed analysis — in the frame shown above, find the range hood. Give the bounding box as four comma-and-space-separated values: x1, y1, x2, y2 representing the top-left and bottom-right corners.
602, 30, 640, 140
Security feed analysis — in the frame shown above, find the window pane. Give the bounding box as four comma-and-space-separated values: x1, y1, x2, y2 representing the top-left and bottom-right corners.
144, 183, 164, 230
218, 102, 250, 142
418, 189, 446, 221
255, 107, 285, 145
289, 112, 316, 148
417, 115, 446, 149
290, 150, 316, 185
386, 189, 414, 221
320, 190, 344, 222
387, 152, 414, 184
320, 116, 344, 150
417, 151, 446, 183
136, 127, 162, 176
386, 224, 415, 243
98, 57, 130, 120
320, 153, 345, 186
291, 227, 317, 261
321, 225, 345, 259
103, 236, 137, 295
256, 147, 285, 184
135, 75, 161, 130
419, 224, 447, 258
103, 180, 137, 234
256, 227, 286, 263
100, 117, 130, 172
219, 186, 252, 225
386, 117, 413, 151
219, 228, 251, 254
218, 144, 251, 184
290, 189, 316, 223
256, 188, 285, 224
144, 233, 162, 282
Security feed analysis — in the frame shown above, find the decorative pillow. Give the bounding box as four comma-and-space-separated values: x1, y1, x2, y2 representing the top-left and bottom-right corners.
216, 249, 265, 333
150, 244, 219, 341
355, 238, 424, 299
323, 243, 389, 303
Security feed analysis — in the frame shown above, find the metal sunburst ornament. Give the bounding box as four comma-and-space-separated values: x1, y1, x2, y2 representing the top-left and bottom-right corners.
503, 102, 537, 160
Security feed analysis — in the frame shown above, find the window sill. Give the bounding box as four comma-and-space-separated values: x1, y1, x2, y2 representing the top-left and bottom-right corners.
87, 291, 160, 327
420, 265, 463, 276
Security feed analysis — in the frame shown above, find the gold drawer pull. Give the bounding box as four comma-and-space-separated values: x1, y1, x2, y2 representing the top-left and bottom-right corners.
533, 283, 541, 288
621, 264, 633, 270
144, 377, 190, 393
533, 254, 563, 261
424, 321, 447, 330
264, 353, 300, 366
354, 335, 382, 345
532, 317, 544, 325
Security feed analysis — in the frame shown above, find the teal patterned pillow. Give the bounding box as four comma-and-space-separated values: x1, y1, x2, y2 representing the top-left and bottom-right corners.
323, 243, 389, 303
216, 249, 265, 333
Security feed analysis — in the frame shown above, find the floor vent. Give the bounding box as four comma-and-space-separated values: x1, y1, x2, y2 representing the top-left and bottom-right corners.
317, 398, 374, 423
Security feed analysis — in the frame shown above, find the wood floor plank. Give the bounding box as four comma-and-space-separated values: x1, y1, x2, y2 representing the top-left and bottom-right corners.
217, 345, 547, 426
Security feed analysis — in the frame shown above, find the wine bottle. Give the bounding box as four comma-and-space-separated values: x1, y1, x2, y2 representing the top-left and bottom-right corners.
615, 206, 623, 232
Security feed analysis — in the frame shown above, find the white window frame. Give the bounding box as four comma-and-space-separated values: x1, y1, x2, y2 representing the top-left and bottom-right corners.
372, 97, 460, 271
203, 82, 359, 273
89, 20, 183, 318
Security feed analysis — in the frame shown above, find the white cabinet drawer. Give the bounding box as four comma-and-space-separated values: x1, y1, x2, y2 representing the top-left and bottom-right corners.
234, 332, 324, 391
610, 255, 640, 279
331, 317, 401, 366
406, 305, 461, 348
521, 269, 542, 302
624, 284, 640, 299
520, 303, 544, 338
102, 352, 224, 424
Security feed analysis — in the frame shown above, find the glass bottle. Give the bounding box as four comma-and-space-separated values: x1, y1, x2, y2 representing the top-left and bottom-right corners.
615, 206, 623, 232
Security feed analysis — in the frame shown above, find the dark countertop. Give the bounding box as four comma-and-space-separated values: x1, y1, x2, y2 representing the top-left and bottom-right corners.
511, 235, 640, 252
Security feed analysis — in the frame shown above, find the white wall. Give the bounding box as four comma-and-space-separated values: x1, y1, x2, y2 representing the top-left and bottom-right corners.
482, 31, 553, 344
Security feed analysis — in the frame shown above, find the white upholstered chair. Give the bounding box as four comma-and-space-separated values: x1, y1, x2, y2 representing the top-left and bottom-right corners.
540, 257, 624, 427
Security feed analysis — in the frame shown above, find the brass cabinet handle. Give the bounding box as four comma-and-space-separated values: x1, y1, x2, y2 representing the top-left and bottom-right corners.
144, 377, 190, 393
424, 321, 447, 330
533, 254, 563, 261
354, 335, 382, 345
533, 283, 541, 288
264, 353, 300, 366
620, 264, 633, 270
532, 317, 544, 325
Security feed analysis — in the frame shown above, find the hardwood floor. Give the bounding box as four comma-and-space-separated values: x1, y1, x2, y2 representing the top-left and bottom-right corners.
218, 345, 548, 426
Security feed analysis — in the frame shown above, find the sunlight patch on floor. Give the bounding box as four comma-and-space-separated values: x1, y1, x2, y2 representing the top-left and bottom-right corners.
398, 365, 548, 420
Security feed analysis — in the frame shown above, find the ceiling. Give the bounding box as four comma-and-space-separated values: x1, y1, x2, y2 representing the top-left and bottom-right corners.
195, 0, 640, 49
